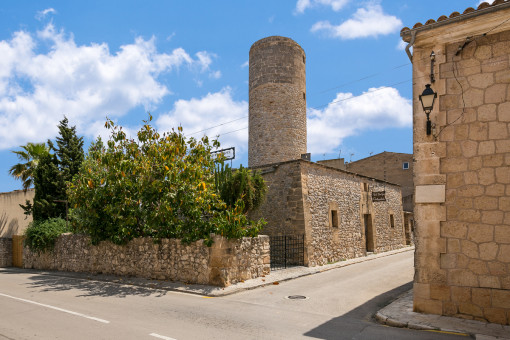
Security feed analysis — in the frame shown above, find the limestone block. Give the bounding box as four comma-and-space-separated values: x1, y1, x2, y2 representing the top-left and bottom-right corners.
430, 284, 451, 301
478, 168, 496, 185
481, 55, 508, 73
479, 242, 499, 261
488, 261, 506, 276
485, 84, 508, 104
495, 69, 510, 83
451, 286, 472, 303
447, 142, 462, 157
457, 58, 481, 77
481, 210, 504, 224
492, 290, 510, 309
496, 166, 510, 184
479, 275, 501, 288
469, 121, 489, 141
498, 102, 510, 121
459, 303, 484, 317
478, 141, 496, 155
413, 297, 443, 315
454, 124, 469, 141
414, 282, 431, 299
468, 73, 494, 89
462, 240, 480, 258
472, 287, 492, 308
495, 225, 510, 243
483, 154, 504, 167
449, 269, 479, 287
453, 197, 473, 209
457, 209, 481, 223
474, 45, 492, 60
483, 308, 508, 324
415, 185, 445, 203
447, 238, 461, 253
493, 40, 510, 57
468, 224, 494, 243
496, 139, 510, 153
441, 221, 468, 239
497, 244, 510, 263
440, 253, 457, 269
461, 140, 479, 157
448, 173, 465, 188
443, 301, 458, 316
489, 122, 508, 139
469, 157, 483, 171
468, 259, 489, 275
500, 197, 510, 211
478, 104, 497, 122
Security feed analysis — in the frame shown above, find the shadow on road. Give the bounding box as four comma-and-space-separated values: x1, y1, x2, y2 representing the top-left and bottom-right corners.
1, 268, 169, 298
303, 282, 471, 340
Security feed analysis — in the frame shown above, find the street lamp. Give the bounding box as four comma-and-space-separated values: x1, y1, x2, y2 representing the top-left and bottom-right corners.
419, 84, 437, 135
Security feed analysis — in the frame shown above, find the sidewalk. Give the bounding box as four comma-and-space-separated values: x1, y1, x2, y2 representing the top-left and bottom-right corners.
376, 290, 510, 339
1, 246, 414, 297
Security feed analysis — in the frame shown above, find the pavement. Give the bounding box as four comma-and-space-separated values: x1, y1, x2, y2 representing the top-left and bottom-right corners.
376, 290, 510, 340
3, 245, 510, 339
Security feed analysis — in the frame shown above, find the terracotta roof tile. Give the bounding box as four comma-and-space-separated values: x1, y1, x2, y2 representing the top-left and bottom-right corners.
401, 1, 510, 34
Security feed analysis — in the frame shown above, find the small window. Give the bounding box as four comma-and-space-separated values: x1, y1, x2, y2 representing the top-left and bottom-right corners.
390, 214, 395, 228
331, 210, 339, 228
403, 162, 409, 170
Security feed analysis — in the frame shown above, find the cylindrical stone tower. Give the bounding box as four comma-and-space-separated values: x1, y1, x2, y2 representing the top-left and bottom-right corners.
248, 36, 307, 167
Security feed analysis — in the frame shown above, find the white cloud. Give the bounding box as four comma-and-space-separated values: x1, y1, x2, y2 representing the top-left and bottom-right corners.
0, 23, 215, 150
209, 70, 222, 79
397, 39, 407, 51
307, 87, 411, 154
156, 87, 248, 152
35, 8, 56, 20
295, 0, 349, 14
241, 61, 249, 68
311, 4, 402, 39
478, 0, 494, 5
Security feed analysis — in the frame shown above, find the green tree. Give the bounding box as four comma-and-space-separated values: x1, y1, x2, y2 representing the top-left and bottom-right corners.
53, 116, 84, 183
8, 142, 49, 192
32, 153, 66, 221
68, 115, 264, 245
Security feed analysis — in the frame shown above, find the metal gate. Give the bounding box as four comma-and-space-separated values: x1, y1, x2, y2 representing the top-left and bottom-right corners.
269, 234, 304, 270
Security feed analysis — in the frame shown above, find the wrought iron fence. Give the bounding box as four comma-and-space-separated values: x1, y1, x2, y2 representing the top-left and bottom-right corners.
269, 234, 304, 270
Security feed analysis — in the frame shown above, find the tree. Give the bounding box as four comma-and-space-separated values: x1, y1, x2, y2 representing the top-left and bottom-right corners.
8, 143, 49, 192
53, 116, 84, 183
32, 153, 66, 221
68, 115, 265, 245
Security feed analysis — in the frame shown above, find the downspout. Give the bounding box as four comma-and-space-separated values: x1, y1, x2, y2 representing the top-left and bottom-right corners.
405, 30, 416, 63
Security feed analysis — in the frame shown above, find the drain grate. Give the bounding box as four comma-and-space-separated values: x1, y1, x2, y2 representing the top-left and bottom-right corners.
286, 295, 308, 300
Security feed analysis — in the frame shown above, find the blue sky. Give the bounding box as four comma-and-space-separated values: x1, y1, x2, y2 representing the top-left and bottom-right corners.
0, 0, 489, 192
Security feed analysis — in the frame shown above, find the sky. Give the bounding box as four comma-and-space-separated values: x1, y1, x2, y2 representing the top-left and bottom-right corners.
0, 0, 491, 192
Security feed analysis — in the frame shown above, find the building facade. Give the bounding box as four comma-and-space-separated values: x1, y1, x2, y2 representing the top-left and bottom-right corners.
401, 1, 510, 324
0, 189, 34, 237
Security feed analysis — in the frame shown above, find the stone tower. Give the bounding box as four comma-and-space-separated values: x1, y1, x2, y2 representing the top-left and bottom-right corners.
248, 36, 307, 167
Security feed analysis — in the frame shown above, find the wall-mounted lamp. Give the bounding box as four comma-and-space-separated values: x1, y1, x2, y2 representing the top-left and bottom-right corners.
419, 84, 437, 135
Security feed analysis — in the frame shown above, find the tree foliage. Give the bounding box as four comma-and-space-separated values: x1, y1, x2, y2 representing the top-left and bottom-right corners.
32, 153, 66, 221
214, 163, 266, 214
24, 218, 70, 253
54, 116, 84, 183
8, 142, 49, 192
68, 115, 265, 245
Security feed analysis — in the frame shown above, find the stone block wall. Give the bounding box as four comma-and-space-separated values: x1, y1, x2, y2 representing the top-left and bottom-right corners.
23, 234, 270, 287
0, 237, 12, 267
302, 162, 405, 266
406, 9, 510, 324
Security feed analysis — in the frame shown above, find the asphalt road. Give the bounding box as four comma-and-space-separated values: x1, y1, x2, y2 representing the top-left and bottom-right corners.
0, 251, 469, 339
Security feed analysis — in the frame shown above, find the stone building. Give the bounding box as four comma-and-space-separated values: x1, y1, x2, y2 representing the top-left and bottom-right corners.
0, 189, 34, 237
401, 1, 510, 325
248, 36, 406, 266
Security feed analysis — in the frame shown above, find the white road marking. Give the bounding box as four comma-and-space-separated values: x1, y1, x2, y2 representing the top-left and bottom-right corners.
149, 333, 177, 340
0, 292, 110, 324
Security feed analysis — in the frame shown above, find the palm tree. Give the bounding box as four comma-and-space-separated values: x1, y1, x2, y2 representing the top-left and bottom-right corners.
9, 142, 49, 192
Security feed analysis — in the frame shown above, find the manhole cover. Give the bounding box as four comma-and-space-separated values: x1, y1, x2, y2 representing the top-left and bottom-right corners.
286, 295, 308, 300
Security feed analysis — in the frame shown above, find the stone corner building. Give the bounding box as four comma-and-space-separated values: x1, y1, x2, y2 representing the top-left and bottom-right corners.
401, 1, 510, 325
248, 36, 407, 267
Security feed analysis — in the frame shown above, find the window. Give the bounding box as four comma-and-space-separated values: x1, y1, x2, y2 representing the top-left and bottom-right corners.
402, 162, 410, 170
331, 210, 339, 228
390, 214, 395, 228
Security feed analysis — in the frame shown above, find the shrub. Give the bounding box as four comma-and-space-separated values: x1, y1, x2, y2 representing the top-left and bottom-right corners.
68, 115, 265, 246
24, 218, 69, 253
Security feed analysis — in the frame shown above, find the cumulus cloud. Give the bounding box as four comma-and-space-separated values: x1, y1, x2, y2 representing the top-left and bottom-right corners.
295, 0, 349, 14
307, 87, 411, 154
35, 8, 56, 20
311, 3, 402, 39
0, 23, 215, 150
156, 87, 248, 152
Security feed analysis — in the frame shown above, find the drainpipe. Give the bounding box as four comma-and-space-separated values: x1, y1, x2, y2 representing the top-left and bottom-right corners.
405, 30, 416, 63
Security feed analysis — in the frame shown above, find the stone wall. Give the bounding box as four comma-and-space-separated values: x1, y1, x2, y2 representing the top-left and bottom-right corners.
250, 159, 406, 267
403, 4, 510, 325
302, 162, 405, 266
0, 238, 12, 267
23, 234, 270, 287
248, 36, 307, 167
0, 189, 34, 237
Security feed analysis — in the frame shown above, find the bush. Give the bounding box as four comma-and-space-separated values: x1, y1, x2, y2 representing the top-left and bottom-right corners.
68, 115, 265, 246
24, 218, 69, 252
